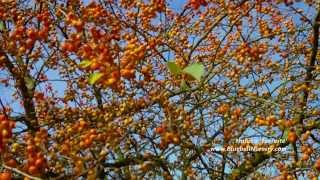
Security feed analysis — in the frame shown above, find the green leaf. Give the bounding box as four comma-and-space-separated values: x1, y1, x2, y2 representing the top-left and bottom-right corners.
167, 61, 182, 75
115, 146, 125, 161
283, 129, 289, 140
269, 130, 276, 136
180, 80, 189, 91
0, 21, 4, 31
296, 128, 303, 136
183, 63, 205, 81
79, 60, 92, 68
24, 76, 35, 90
89, 72, 103, 85
16, 56, 24, 66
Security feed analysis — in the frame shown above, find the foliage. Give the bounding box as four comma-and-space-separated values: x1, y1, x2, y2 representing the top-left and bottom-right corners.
0, 0, 320, 179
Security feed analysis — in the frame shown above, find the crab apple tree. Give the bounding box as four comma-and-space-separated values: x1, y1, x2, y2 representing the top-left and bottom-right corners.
0, 0, 320, 179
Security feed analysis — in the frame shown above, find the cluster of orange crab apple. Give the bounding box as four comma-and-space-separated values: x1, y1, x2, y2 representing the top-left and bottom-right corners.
217, 104, 242, 118
155, 123, 181, 149
6, 11, 50, 54
235, 43, 268, 63
0, 114, 15, 180
0, 116, 48, 178
23, 129, 48, 176
189, 0, 207, 10
215, 103, 320, 174
61, 26, 147, 87
276, 157, 320, 179
59, 3, 169, 88
216, 104, 243, 141
256, 115, 305, 145
122, 0, 167, 27
56, 118, 124, 176
79, 128, 100, 149
217, 103, 311, 145
0, 115, 15, 152
59, 118, 116, 154
61, 1, 117, 32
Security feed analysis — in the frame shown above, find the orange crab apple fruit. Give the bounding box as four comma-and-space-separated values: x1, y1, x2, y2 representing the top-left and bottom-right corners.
0, 172, 12, 180
287, 130, 297, 143
314, 159, 320, 171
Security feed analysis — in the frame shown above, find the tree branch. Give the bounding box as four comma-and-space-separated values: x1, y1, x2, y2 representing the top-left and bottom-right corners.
0, 49, 39, 131
231, 8, 320, 178
2, 164, 43, 180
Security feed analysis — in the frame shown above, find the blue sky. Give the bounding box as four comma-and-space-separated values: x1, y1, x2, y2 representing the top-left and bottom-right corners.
0, 1, 318, 178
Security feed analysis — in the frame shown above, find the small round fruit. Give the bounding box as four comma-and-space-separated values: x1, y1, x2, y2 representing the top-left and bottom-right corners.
6, 159, 17, 168
287, 131, 297, 143
314, 159, 320, 171
28, 165, 38, 175
155, 126, 164, 134
0, 172, 12, 180
173, 136, 180, 144
35, 158, 44, 168
0, 115, 5, 121
301, 153, 309, 161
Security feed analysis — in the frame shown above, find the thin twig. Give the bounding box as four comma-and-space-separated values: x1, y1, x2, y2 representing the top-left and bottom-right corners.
0, 98, 8, 117
2, 164, 43, 180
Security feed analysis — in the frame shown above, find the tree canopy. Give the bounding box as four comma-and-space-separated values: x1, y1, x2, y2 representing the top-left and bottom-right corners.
0, 0, 320, 179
